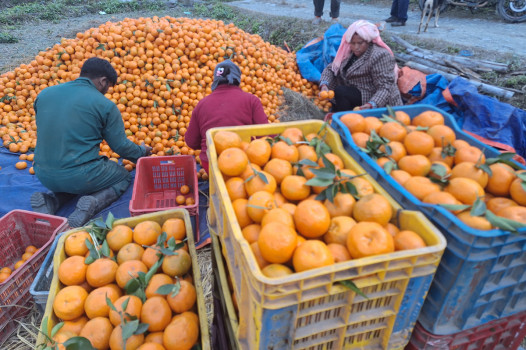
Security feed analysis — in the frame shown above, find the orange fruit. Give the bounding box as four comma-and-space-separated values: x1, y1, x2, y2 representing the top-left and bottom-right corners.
85, 258, 119, 288
454, 146, 486, 165
273, 192, 287, 207
241, 224, 262, 244
261, 208, 295, 228
422, 191, 461, 207
352, 132, 370, 148
163, 312, 200, 350
115, 260, 148, 289
393, 230, 426, 250
1, 267, 12, 274
141, 296, 172, 332
60, 316, 89, 335
257, 222, 297, 264
58, 255, 88, 286
25, 245, 38, 254
218, 147, 248, 177
412, 110, 444, 127
263, 158, 293, 184
450, 162, 489, 188
318, 153, 344, 170
246, 139, 272, 166
280, 175, 311, 201
427, 124, 456, 147
250, 241, 270, 269
380, 141, 406, 162
0, 272, 10, 283
297, 144, 318, 162
162, 249, 192, 277
324, 216, 356, 246
21, 252, 33, 261
394, 111, 411, 125
352, 193, 393, 226
485, 163, 517, 196
428, 161, 451, 181
14, 260, 24, 269
384, 223, 400, 237
117, 243, 145, 264
106, 225, 133, 252
145, 273, 174, 299
166, 279, 196, 313
323, 192, 355, 217
142, 247, 162, 270
327, 243, 352, 262
340, 113, 366, 133
292, 240, 334, 272
53, 285, 88, 321
144, 332, 164, 345
133, 220, 162, 246
240, 164, 261, 181
109, 324, 145, 350
261, 264, 294, 278
398, 155, 431, 176
428, 147, 454, 167
364, 116, 383, 135
293, 199, 331, 238
213, 130, 242, 155
404, 131, 435, 156
391, 169, 412, 185
403, 176, 441, 201
161, 218, 187, 242
497, 206, 526, 224
109, 295, 142, 326
346, 222, 395, 259
280, 202, 297, 216
84, 285, 122, 319
509, 178, 526, 206
65, 231, 93, 257
52, 330, 77, 350
246, 191, 277, 223
79, 317, 114, 350
180, 185, 190, 195
379, 122, 407, 142
225, 177, 248, 201
456, 211, 492, 230
271, 141, 299, 163
232, 198, 254, 228
244, 170, 277, 196
486, 197, 518, 214
452, 139, 471, 150
281, 127, 304, 144
445, 177, 485, 205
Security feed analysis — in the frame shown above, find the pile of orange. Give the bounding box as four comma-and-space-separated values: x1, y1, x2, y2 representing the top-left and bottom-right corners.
49, 218, 200, 350
0, 16, 328, 171
0, 245, 38, 283
213, 127, 427, 278
339, 110, 526, 230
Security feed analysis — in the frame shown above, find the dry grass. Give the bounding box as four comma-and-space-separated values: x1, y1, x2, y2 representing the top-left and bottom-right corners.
277, 88, 327, 122
3, 302, 41, 349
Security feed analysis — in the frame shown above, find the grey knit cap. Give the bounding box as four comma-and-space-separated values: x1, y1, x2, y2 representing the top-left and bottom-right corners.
211, 60, 242, 91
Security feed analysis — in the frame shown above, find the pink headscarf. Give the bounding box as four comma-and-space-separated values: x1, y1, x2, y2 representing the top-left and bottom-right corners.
332, 20, 398, 78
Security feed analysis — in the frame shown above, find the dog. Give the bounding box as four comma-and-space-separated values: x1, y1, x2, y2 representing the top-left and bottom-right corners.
418, 0, 446, 33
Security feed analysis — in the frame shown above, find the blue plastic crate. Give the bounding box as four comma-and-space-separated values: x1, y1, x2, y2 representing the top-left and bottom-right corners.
330, 104, 526, 335
29, 232, 64, 314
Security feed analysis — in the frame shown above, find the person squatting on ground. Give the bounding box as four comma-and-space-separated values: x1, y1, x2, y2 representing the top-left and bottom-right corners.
385, 0, 409, 26
185, 60, 269, 174
30, 57, 151, 227
313, 0, 341, 24
319, 20, 402, 112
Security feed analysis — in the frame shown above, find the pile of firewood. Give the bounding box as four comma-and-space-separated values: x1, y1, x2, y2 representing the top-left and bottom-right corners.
391, 35, 519, 99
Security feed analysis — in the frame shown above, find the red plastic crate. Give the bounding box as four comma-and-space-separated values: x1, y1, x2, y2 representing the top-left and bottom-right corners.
0, 210, 68, 345
406, 311, 526, 350
130, 155, 198, 216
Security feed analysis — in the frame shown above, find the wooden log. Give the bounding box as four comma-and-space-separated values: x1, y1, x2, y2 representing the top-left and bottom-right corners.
404, 61, 515, 99
391, 35, 509, 73
396, 52, 482, 81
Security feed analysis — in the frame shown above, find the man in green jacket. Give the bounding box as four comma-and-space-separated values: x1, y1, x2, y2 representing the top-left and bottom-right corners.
30, 57, 151, 227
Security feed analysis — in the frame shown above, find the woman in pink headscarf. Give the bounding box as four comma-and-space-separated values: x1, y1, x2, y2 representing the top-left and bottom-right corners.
319, 20, 402, 111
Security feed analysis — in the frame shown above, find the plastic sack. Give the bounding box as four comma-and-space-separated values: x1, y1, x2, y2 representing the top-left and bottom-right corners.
295, 23, 346, 83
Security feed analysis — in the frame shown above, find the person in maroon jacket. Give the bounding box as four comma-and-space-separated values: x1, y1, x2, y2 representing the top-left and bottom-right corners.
185, 60, 269, 173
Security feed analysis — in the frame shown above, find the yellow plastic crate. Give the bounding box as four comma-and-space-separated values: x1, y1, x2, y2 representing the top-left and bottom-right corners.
206, 120, 446, 350
36, 209, 210, 349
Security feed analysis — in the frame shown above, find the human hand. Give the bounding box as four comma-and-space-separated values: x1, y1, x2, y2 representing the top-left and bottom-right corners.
358, 103, 373, 110
141, 142, 153, 157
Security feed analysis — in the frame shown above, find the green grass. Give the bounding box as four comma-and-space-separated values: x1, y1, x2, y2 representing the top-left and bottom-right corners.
0, 32, 18, 43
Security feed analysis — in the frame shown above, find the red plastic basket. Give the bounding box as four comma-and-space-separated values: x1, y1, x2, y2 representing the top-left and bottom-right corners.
0, 210, 68, 345
130, 155, 199, 217
406, 311, 526, 350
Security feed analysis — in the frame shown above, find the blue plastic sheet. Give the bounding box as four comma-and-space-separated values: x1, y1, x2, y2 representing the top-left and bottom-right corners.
447, 77, 526, 158
0, 148, 210, 248
296, 23, 347, 83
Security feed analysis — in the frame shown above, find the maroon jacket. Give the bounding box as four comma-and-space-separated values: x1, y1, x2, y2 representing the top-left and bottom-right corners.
185, 84, 269, 173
